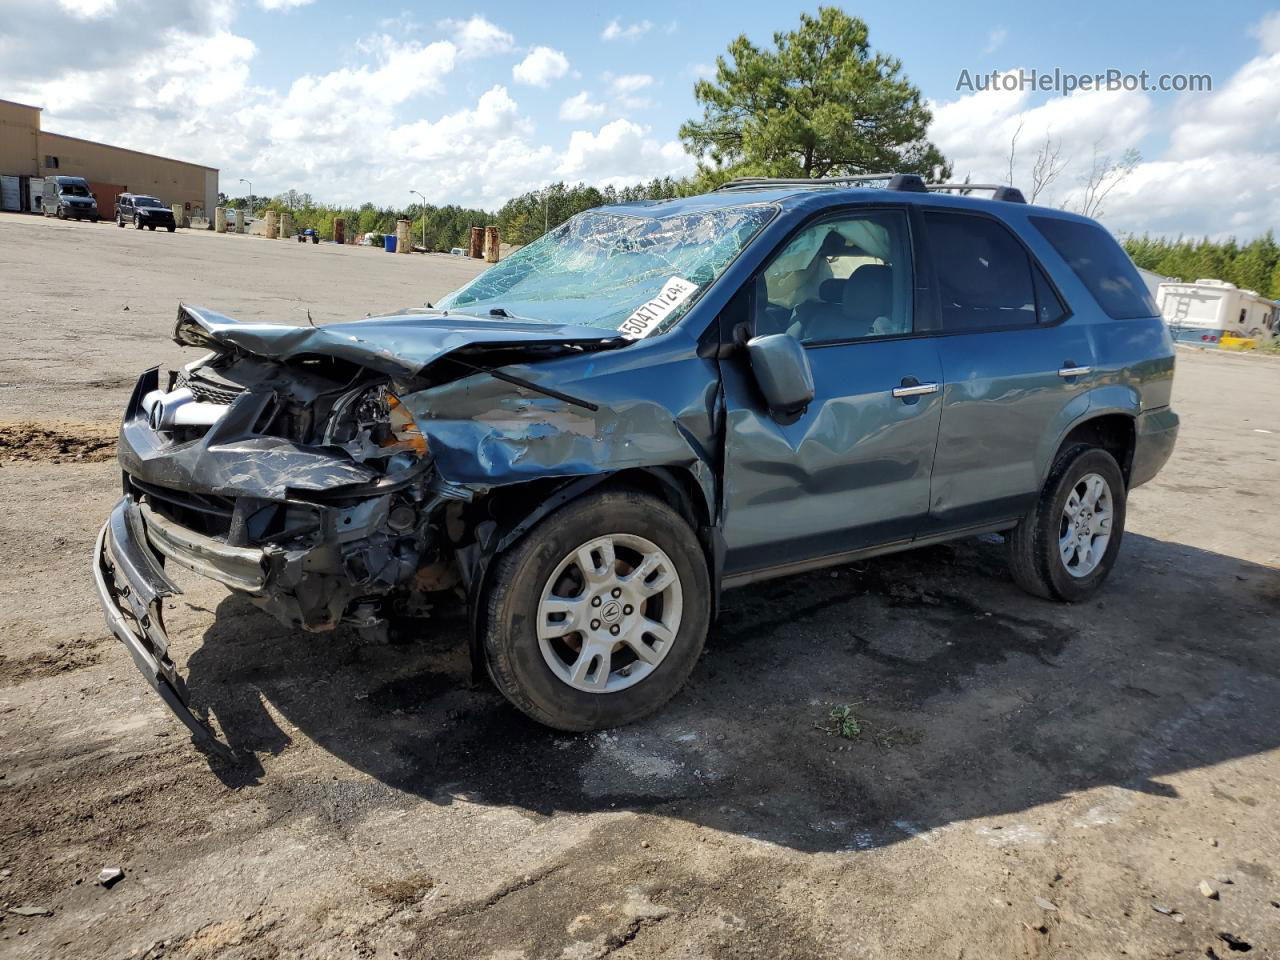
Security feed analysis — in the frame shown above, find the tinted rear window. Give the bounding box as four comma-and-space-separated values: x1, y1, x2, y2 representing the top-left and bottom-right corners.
1031, 217, 1158, 319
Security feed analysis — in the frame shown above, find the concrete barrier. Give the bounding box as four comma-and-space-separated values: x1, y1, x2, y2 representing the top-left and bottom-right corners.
265, 209, 279, 240
234, 209, 245, 234
214, 207, 226, 233
280, 211, 293, 239
396, 219, 412, 254
483, 225, 500, 263
171, 203, 185, 228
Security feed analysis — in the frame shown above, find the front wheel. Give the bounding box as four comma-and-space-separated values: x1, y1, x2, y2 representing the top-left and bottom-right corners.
134, 216, 143, 230
482, 489, 710, 731
1007, 445, 1127, 602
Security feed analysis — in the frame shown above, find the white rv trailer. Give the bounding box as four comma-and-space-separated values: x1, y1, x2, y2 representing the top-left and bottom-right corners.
1156, 278, 1278, 346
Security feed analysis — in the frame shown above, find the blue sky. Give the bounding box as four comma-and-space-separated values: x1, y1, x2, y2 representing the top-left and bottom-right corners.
3, 0, 1279, 235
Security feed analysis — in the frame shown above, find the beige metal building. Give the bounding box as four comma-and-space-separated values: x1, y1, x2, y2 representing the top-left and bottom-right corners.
0, 98, 217, 218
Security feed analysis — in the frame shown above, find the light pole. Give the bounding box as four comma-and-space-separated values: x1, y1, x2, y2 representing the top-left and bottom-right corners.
409, 189, 427, 251
238, 178, 253, 214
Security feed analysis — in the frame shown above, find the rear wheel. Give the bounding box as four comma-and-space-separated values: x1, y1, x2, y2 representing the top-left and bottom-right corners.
1007, 445, 1126, 601
166, 225, 175, 233
482, 489, 710, 731
116, 213, 124, 228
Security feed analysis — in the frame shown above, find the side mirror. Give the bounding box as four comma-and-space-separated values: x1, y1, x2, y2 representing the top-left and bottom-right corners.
746, 334, 815, 423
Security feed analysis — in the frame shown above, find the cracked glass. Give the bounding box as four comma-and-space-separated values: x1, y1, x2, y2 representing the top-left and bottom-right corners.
436, 204, 778, 334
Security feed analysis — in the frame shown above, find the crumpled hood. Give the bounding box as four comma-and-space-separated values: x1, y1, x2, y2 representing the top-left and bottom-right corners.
174, 304, 623, 379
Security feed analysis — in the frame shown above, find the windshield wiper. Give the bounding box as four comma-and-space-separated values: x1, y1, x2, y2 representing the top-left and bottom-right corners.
450, 358, 598, 412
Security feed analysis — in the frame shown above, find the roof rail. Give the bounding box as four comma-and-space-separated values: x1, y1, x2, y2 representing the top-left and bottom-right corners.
714, 174, 901, 192
713, 174, 1027, 202
926, 183, 1027, 204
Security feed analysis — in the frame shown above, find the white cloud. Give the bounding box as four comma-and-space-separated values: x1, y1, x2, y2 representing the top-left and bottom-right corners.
0, 2, 701, 211
982, 27, 1007, 55
560, 90, 606, 121
512, 46, 570, 87
928, 77, 1153, 214
56, 0, 116, 16
259, 0, 313, 9
601, 18, 652, 41
559, 118, 693, 184
607, 72, 655, 109
926, 14, 1280, 237
439, 15, 514, 59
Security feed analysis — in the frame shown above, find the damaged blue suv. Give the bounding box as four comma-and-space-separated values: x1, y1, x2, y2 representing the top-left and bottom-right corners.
94, 174, 1179, 742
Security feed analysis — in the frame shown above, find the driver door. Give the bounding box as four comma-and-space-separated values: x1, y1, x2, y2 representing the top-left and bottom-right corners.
719, 207, 944, 579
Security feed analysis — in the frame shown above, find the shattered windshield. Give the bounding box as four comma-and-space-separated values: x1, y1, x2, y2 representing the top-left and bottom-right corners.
436, 204, 776, 333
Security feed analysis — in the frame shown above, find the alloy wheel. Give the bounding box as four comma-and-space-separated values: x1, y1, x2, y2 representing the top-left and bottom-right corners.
536, 533, 683, 693
1059, 472, 1114, 577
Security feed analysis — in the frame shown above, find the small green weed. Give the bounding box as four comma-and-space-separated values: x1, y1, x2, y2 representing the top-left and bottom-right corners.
825, 703, 863, 740
818, 701, 925, 749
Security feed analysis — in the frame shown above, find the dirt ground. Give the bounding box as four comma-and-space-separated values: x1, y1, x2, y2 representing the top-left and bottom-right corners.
1, 211, 1279, 960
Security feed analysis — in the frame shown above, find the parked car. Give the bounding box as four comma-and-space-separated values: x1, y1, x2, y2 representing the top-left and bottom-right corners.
116, 193, 176, 231
93, 175, 1179, 747
450, 247, 466, 256
42, 175, 99, 221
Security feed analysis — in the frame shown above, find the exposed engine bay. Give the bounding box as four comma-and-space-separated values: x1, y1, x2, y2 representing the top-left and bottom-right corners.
93, 302, 720, 746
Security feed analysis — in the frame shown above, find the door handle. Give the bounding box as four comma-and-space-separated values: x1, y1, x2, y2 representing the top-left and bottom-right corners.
891, 380, 939, 399
1057, 364, 1092, 378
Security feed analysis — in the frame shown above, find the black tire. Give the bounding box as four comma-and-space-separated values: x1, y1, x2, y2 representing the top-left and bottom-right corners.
482, 488, 711, 731
1007, 445, 1127, 602
134, 215, 143, 230
116, 214, 124, 228
148, 224, 156, 231
56, 205, 66, 220
166, 225, 175, 233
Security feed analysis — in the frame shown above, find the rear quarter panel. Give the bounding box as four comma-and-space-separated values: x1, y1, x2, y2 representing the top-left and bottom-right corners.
1007, 206, 1176, 483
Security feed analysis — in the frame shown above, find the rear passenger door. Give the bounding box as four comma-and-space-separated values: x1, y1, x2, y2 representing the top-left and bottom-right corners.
920, 209, 1093, 533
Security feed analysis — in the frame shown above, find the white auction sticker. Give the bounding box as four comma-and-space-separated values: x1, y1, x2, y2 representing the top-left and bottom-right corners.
618, 277, 700, 340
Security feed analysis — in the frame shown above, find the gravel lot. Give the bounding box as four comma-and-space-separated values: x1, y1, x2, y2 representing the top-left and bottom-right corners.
1, 211, 1279, 960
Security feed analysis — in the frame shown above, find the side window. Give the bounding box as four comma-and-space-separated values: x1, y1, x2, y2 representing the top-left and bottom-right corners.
753, 210, 913, 344
925, 211, 1038, 331
1033, 266, 1069, 325
1030, 216, 1159, 319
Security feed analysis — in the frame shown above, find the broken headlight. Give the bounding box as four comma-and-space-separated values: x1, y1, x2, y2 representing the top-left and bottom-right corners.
325, 384, 427, 461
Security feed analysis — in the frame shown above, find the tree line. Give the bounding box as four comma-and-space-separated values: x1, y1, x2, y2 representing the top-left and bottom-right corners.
1123, 233, 1280, 301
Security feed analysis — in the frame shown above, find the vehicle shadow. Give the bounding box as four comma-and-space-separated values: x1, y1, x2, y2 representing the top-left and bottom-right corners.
183, 532, 1280, 853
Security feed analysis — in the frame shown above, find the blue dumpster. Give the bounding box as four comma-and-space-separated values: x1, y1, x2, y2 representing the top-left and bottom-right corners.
383, 234, 397, 253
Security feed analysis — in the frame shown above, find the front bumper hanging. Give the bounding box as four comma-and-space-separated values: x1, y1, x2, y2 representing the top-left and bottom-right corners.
92, 495, 233, 755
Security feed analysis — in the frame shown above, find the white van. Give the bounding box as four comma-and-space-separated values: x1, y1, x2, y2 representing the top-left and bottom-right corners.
1157, 278, 1278, 345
